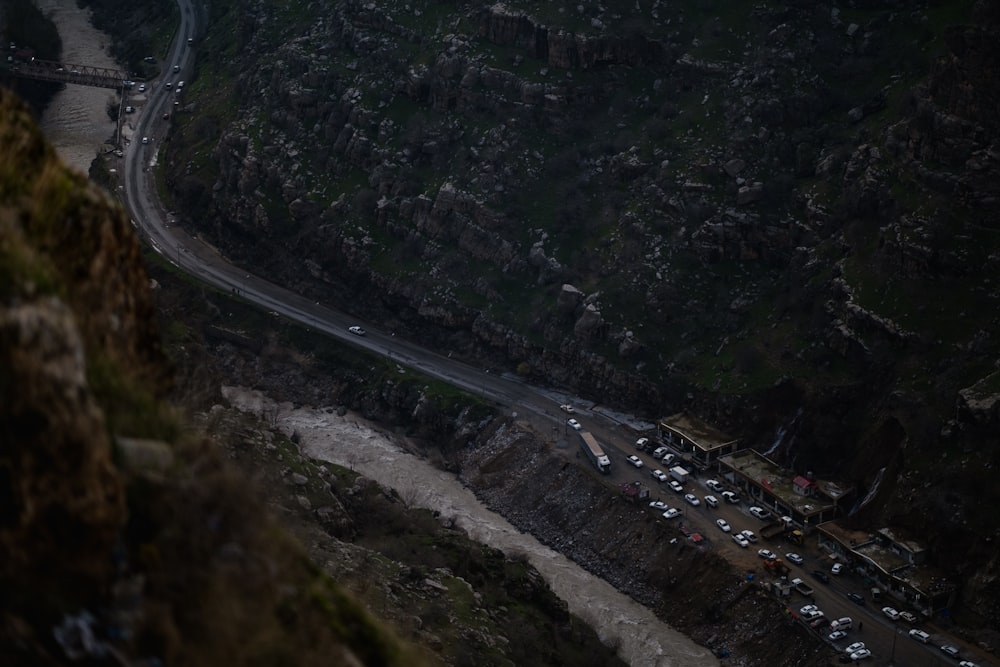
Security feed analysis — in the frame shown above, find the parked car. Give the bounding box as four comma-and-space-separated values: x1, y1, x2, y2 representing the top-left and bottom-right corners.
652, 446, 668, 459
566, 418, 582, 431
706, 479, 724, 492
668, 480, 684, 493
848, 648, 872, 661
749, 506, 772, 520
828, 630, 848, 641
683, 493, 700, 507
800, 604, 819, 615
844, 642, 866, 655
560, 404, 575, 414
741, 529, 758, 543
786, 553, 804, 565
651, 469, 668, 483
882, 606, 900, 621
721, 490, 740, 504
898, 611, 918, 623
732, 533, 749, 548
830, 617, 852, 631
626, 455, 644, 468
802, 609, 824, 621
138, 83, 146, 92
634, 436, 647, 448
649, 500, 668, 511
831, 562, 844, 575
662, 508, 681, 519
959, 661, 980, 667
124, 105, 134, 113
141, 136, 149, 144
348, 325, 366, 336
757, 548, 776, 560
173, 64, 180, 72
940, 645, 960, 658
846, 592, 865, 605
908, 629, 930, 643
660, 453, 675, 465
716, 518, 731, 533
704, 495, 719, 508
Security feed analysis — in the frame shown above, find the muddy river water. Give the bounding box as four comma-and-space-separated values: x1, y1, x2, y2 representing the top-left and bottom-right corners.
224, 386, 718, 667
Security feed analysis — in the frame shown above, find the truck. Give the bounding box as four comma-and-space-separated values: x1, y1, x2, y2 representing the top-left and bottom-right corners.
790, 577, 814, 598
761, 521, 786, 540
579, 431, 611, 474
669, 466, 689, 484
764, 557, 790, 577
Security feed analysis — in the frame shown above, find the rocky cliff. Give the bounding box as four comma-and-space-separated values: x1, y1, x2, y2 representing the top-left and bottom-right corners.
0, 87, 406, 666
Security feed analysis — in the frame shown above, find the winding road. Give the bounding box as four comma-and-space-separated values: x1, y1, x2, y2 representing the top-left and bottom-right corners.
119, 4, 990, 667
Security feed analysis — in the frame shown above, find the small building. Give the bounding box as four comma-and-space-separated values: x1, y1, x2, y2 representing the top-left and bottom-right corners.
717, 449, 850, 529
817, 521, 956, 616
793, 475, 818, 496
657, 413, 739, 468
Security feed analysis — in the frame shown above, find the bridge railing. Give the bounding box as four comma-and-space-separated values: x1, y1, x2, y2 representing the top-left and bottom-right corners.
7, 58, 129, 90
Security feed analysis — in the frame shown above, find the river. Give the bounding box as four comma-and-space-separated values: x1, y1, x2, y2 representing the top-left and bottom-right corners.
36, 0, 119, 175
223, 386, 718, 667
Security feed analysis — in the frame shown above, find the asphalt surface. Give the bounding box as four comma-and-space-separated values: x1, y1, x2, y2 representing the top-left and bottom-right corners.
120, 4, 993, 667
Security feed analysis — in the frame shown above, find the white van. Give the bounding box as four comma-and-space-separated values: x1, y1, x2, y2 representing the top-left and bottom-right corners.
704, 495, 719, 508
830, 617, 852, 631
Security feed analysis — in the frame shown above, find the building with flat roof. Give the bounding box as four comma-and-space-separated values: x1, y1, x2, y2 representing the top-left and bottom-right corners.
717, 449, 851, 529
657, 413, 739, 467
817, 522, 956, 615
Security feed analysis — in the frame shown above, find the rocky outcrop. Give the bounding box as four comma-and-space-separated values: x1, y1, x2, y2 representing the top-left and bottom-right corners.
0, 87, 417, 667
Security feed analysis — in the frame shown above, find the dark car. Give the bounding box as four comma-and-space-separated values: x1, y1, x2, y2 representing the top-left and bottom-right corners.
812, 570, 831, 584
847, 592, 866, 606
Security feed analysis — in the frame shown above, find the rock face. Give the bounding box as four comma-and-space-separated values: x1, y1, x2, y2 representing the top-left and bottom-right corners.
0, 298, 125, 602
0, 88, 417, 667
148, 0, 1000, 632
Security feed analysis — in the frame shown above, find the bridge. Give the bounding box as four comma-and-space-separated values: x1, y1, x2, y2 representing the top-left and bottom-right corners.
5, 59, 129, 90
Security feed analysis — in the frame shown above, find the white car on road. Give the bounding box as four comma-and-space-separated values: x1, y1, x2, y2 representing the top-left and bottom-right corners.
749, 506, 772, 520
566, 418, 582, 430
786, 553, 804, 565
348, 325, 366, 336
683, 493, 700, 506
651, 469, 668, 483
626, 455, 644, 468
706, 479, 724, 492
882, 607, 900, 621
732, 533, 749, 548
716, 518, 731, 533
757, 549, 776, 560
559, 404, 575, 414
662, 508, 681, 519
668, 480, 684, 493
649, 500, 668, 511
